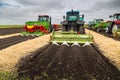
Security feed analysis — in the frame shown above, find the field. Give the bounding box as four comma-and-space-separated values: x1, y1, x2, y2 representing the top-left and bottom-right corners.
0, 25, 24, 36
0, 26, 120, 80
0, 25, 23, 28
17, 44, 120, 80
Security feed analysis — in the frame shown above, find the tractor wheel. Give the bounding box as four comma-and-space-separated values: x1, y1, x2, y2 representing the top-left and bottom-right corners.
105, 26, 112, 33
49, 26, 53, 33
80, 26, 85, 34
62, 26, 65, 31
112, 24, 118, 34
105, 27, 109, 33
96, 27, 101, 32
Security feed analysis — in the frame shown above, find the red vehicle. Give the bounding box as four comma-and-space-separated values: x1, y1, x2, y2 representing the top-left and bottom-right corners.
52, 24, 59, 31
106, 13, 120, 34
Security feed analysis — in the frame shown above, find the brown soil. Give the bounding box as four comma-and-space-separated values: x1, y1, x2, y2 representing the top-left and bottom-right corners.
0, 33, 20, 39
0, 28, 23, 36
17, 44, 120, 80
0, 35, 37, 50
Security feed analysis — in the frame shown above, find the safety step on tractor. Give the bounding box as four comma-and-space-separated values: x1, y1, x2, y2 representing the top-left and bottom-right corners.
50, 9, 93, 47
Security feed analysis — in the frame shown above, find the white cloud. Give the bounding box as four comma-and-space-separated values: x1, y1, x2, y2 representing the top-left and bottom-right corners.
0, 0, 120, 24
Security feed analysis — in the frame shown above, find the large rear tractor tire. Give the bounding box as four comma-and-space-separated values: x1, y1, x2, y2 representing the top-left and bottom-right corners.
112, 24, 120, 37
49, 26, 53, 33
112, 24, 118, 34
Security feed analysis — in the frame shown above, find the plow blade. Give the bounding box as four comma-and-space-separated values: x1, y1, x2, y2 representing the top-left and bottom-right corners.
51, 32, 93, 44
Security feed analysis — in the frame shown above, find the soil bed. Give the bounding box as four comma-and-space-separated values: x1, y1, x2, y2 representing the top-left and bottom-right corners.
0, 35, 37, 50
0, 27, 23, 36
17, 44, 120, 80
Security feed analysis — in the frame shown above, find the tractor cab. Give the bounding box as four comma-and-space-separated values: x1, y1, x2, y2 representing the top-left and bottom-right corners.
110, 13, 120, 20
95, 19, 104, 23
106, 13, 120, 37
64, 10, 84, 21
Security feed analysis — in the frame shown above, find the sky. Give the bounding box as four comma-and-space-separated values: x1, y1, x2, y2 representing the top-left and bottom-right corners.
0, 0, 120, 24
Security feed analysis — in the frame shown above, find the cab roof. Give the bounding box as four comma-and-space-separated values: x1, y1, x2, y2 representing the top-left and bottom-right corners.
66, 10, 79, 14
38, 15, 49, 17
114, 13, 120, 16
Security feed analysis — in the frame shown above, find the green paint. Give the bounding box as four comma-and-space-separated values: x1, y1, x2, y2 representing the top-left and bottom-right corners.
51, 31, 93, 44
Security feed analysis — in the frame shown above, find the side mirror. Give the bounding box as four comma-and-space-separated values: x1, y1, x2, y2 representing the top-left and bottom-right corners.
109, 15, 112, 18
63, 16, 65, 19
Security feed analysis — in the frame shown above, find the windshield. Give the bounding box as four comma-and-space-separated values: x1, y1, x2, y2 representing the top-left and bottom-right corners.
38, 16, 49, 21
67, 13, 78, 21
69, 16, 77, 19
114, 14, 120, 20
96, 19, 103, 22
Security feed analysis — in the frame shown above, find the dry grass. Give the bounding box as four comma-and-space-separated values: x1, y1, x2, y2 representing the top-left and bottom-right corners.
0, 34, 51, 72
86, 29, 120, 70
0, 33, 20, 39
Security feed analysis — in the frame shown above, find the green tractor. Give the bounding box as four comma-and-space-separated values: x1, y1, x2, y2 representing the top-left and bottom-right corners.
21, 15, 53, 36
88, 21, 95, 29
89, 19, 109, 32
51, 10, 93, 46
105, 13, 120, 38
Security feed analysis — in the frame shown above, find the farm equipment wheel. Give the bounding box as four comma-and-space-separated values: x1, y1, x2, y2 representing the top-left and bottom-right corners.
62, 26, 65, 31
49, 26, 53, 33
112, 24, 118, 34
96, 27, 101, 32
105, 27, 109, 33
80, 26, 85, 34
